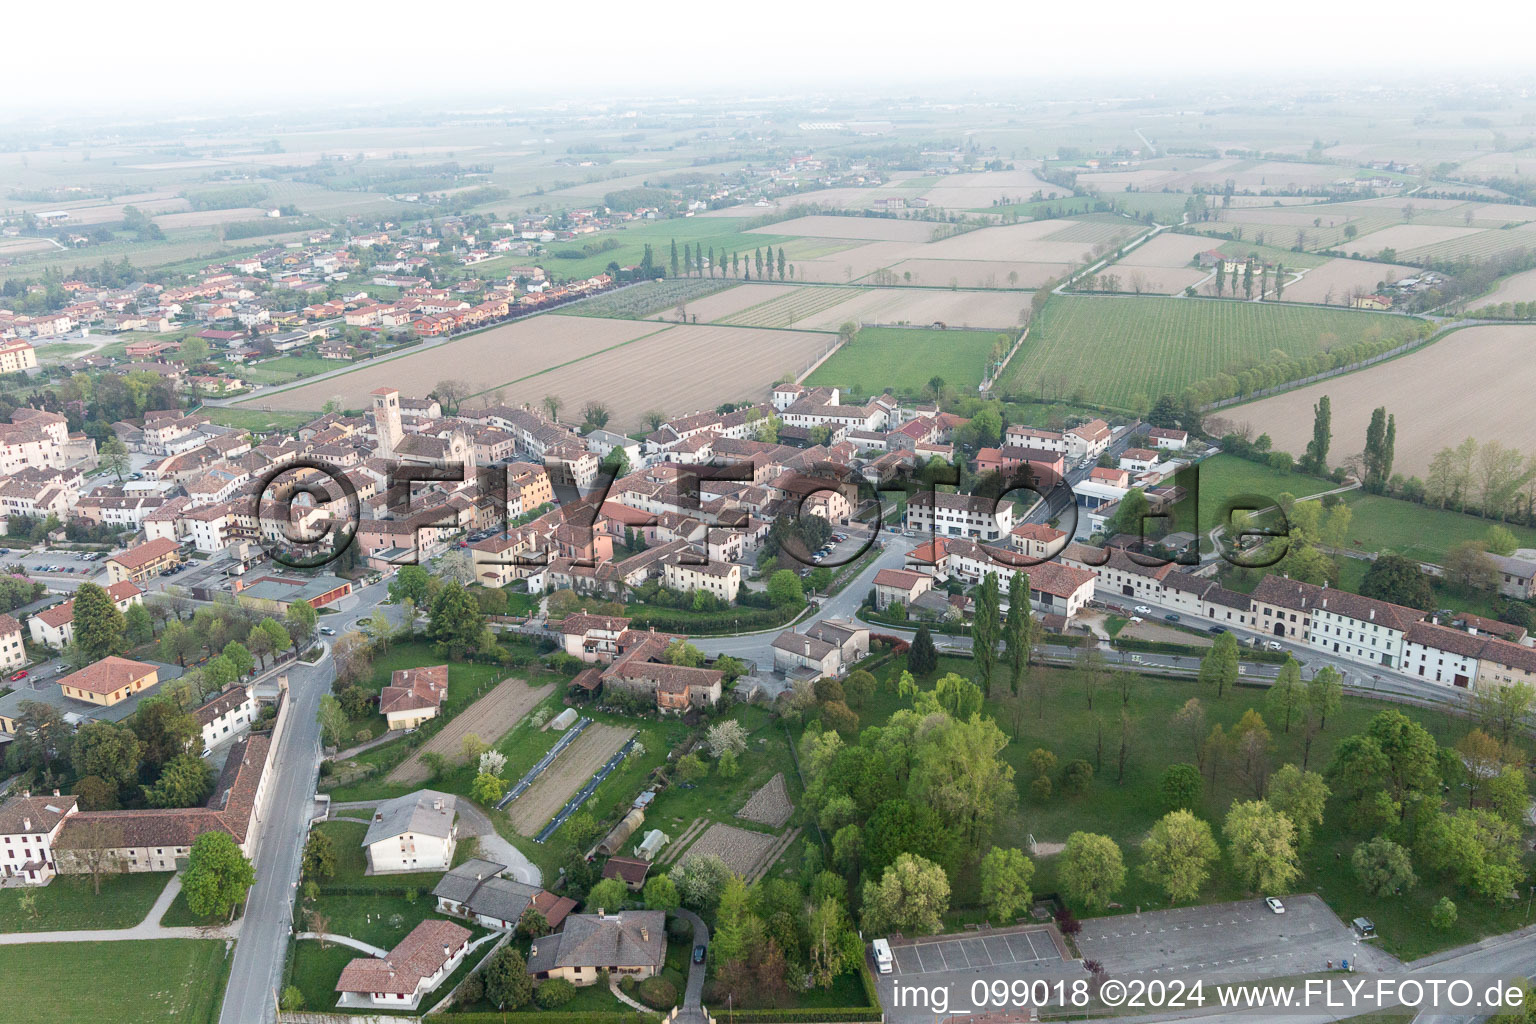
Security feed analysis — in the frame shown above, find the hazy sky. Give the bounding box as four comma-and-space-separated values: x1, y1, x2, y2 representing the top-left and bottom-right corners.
7, 0, 1532, 115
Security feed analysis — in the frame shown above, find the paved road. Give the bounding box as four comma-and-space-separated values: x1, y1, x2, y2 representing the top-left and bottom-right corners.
674, 908, 711, 1024
218, 576, 399, 1024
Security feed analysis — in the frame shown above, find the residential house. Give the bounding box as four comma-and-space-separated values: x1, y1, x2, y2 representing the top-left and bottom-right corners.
872, 568, 934, 611
526, 910, 666, 986
0, 793, 78, 885
363, 791, 458, 873
379, 665, 448, 731
105, 537, 182, 584
27, 581, 144, 650
334, 919, 471, 1011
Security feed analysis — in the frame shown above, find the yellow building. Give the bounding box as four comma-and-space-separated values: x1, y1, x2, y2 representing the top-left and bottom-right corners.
58, 657, 159, 707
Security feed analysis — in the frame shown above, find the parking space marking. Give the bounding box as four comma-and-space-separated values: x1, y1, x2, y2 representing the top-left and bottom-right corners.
1024, 930, 1047, 961
962, 938, 993, 966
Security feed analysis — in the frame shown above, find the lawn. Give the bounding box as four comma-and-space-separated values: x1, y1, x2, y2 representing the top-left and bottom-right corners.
509, 217, 795, 280
858, 651, 1505, 959
0, 939, 231, 1023
235, 354, 349, 384
805, 326, 1002, 395
997, 295, 1423, 409
198, 406, 317, 433
1340, 492, 1536, 565
643, 703, 801, 839
307, 818, 451, 892
0, 871, 170, 933
1176, 453, 1336, 535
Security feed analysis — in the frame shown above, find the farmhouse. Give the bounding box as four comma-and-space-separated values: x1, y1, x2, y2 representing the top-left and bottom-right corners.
601, 630, 723, 710
1488, 554, 1536, 600
334, 919, 472, 1011
104, 537, 182, 584
363, 791, 458, 873
379, 665, 448, 731
527, 910, 666, 986
0, 793, 79, 885
1066, 419, 1111, 461
1147, 428, 1188, 451
555, 613, 632, 663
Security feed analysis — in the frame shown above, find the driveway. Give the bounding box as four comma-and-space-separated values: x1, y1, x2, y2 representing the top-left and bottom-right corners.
673, 908, 710, 1024
1075, 895, 1400, 983
331, 798, 541, 886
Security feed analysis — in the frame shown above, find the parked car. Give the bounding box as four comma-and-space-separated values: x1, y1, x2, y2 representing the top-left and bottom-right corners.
693, 945, 707, 964
1164, 613, 1181, 622
1134, 605, 1151, 615
1208, 626, 1227, 634
1267, 640, 1284, 650
1265, 897, 1285, 914
9, 670, 26, 682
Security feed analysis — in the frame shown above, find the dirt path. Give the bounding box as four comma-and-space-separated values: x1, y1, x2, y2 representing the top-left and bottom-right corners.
386, 678, 555, 786
506, 722, 634, 835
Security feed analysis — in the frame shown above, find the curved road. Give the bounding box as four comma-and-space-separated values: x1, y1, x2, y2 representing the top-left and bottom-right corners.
673, 908, 711, 1024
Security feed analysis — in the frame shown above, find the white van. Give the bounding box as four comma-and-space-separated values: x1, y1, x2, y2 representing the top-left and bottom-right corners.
872, 938, 893, 975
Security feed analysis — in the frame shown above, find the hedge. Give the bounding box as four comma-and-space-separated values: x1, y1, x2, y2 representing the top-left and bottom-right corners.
701, 1009, 884, 1022
627, 602, 804, 635
1112, 636, 1289, 662
428, 1012, 654, 1024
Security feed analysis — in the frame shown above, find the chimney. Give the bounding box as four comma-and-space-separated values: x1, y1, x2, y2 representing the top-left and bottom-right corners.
433, 797, 443, 811
23, 818, 31, 831
596, 908, 605, 919
52, 789, 60, 798
443, 944, 450, 957
641, 926, 649, 942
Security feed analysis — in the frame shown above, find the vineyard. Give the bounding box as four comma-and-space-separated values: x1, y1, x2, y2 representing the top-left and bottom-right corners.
718, 285, 862, 328
555, 277, 733, 319
1043, 218, 1139, 245
1396, 227, 1536, 265
997, 295, 1423, 409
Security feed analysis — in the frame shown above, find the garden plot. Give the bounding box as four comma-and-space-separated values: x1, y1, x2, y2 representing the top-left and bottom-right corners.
678, 822, 782, 877
1232, 324, 1536, 479
1282, 259, 1420, 304
735, 772, 794, 829
748, 215, 937, 243
387, 679, 555, 785
506, 722, 635, 836
884, 259, 1070, 289
1114, 232, 1222, 268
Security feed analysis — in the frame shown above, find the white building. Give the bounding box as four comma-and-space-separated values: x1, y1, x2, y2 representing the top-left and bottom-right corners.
362, 791, 458, 874
193, 685, 258, 751
0, 794, 78, 885
0, 613, 24, 672
27, 581, 144, 650
904, 490, 1015, 542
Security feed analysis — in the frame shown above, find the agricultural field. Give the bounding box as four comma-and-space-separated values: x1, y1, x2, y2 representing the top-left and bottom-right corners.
553, 277, 733, 319
1340, 492, 1536, 566
883, 257, 1071, 289
1089, 264, 1208, 294
1281, 258, 1421, 304
505, 722, 635, 836
736, 771, 794, 829
643, 282, 790, 323
1114, 232, 1225, 268
241, 313, 666, 412
0, 939, 231, 1024
717, 285, 864, 328
1477, 267, 1536, 307
482, 322, 835, 430
1342, 223, 1481, 259
764, 286, 1031, 331
385, 678, 556, 785
748, 215, 938, 242
923, 219, 1103, 263
1232, 323, 1536, 478
789, 240, 928, 283
997, 295, 1423, 409
805, 326, 1001, 394
1041, 216, 1140, 246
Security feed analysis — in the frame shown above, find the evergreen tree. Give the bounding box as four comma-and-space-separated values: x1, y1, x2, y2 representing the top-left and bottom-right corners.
683, 243, 692, 277
778, 247, 787, 280
973, 572, 1001, 696
670, 239, 679, 278
73, 582, 128, 662
1302, 395, 1331, 474
755, 247, 764, 279
1004, 572, 1032, 699
909, 623, 938, 677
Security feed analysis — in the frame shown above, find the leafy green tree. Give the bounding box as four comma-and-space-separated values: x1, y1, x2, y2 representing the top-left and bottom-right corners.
1265, 658, 1306, 733
145, 752, 214, 808
586, 877, 630, 912
284, 601, 317, 653
1352, 835, 1417, 896
1307, 666, 1343, 730
1059, 832, 1125, 910
124, 602, 155, 645
518, 905, 551, 937
1366, 710, 1441, 821
471, 771, 504, 806
1266, 764, 1330, 848
316, 694, 347, 748
1140, 810, 1219, 903
389, 565, 433, 606
183, 831, 255, 919
643, 874, 679, 911
481, 946, 532, 1010
131, 697, 199, 769
1158, 763, 1204, 811
1103, 489, 1151, 540
222, 640, 255, 681
1197, 631, 1240, 698
766, 569, 804, 608
1359, 554, 1435, 610
71, 721, 142, 795
979, 846, 1035, 923
1430, 896, 1457, 930
72, 582, 128, 661
861, 853, 950, 935
99, 435, 132, 482
1302, 395, 1331, 474
932, 673, 983, 719
303, 830, 337, 881
427, 584, 483, 657
1223, 800, 1301, 893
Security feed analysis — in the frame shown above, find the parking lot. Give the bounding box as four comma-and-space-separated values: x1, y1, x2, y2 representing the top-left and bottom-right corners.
876, 926, 1074, 1024
1075, 895, 1401, 982
891, 928, 1063, 976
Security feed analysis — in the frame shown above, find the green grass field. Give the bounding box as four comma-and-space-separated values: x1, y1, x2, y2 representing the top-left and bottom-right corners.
234, 354, 349, 384
1340, 492, 1536, 565
0, 939, 231, 1023
496, 217, 795, 279
0, 871, 169, 933
857, 653, 1516, 959
1186, 454, 1336, 532
806, 326, 998, 394
998, 296, 1423, 409
199, 406, 318, 433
